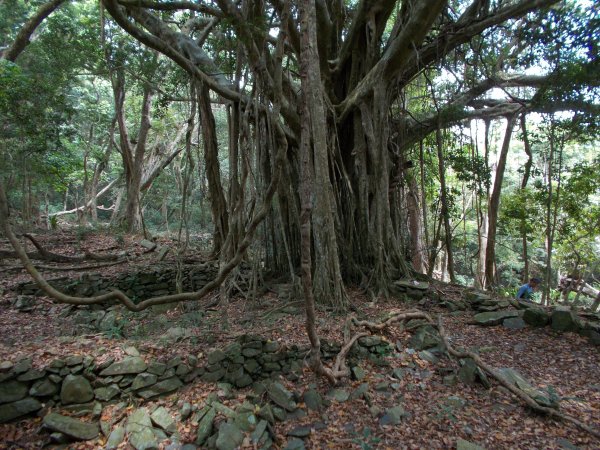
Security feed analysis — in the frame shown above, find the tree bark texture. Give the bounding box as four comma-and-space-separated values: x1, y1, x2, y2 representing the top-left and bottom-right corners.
485, 115, 516, 287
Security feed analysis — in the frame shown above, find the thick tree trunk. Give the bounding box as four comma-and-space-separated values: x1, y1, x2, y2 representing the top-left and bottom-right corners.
484, 115, 516, 287
300, 0, 346, 308
198, 82, 228, 256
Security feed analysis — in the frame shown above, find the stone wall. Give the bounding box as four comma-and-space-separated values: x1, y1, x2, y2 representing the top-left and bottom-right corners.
14, 263, 218, 300
0, 334, 392, 425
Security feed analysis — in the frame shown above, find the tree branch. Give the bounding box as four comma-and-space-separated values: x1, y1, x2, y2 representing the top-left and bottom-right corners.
2, 0, 68, 62
49, 177, 121, 217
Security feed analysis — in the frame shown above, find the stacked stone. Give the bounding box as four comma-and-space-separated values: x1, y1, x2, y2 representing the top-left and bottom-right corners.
466, 298, 600, 345
0, 351, 201, 425
202, 335, 304, 388
464, 292, 511, 312
389, 279, 430, 300
441, 291, 511, 313
14, 263, 219, 300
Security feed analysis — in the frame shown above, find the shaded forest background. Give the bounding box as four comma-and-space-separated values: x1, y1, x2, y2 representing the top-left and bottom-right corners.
1, 1, 600, 448
1, 0, 599, 305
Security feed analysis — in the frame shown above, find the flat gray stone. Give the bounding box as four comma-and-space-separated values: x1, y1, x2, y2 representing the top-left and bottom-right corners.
457, 438, 485, 450
130, 427, 158, 450
358, 336, 382, 347
523, 306, 550, 327
124, 346, 140, 357
151, 406, 176, 434
251, 419, 268, 444
0, 380, 28, 404
65, 355, 84, 366
0, 397, 42, 423
106, 426, 125, 449
351, 366, 366, 381
503, 317, 526, 330
288, 425, 311, 437
146, 362, 167, 376
94, 384, 120, 402
498, 368, 558, 408
458, 358, 478, 384
473, 310, 519, 326
137, 377, 183, 399
409, 325, 441, 350
215, 422, 244, 450
13, 358, 32, 374
394, 279, 429, 291
379, 404, 407, 426
350, 383, 370, 401
132, 372, 158, 390
127, 408, 153, 434
43, 412, 99, 440
207, 349, 226, 364
283, 437, 306, 450
100, 357, 147, 376
551, 307, 578, 332
29, 378, 58, 397
17, 369, 46, 382
195, 407, 216, 445
267, 382, 297, 411
61, 375, 94, 405
232, 411, 257, 432
303, 389, 323, 411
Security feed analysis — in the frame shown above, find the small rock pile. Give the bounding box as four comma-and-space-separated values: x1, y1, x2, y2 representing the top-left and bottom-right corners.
443, 291, 511, 313
389, 279, 430, 300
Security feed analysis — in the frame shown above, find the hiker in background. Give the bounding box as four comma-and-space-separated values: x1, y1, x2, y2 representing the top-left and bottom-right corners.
516, 277, 541, 301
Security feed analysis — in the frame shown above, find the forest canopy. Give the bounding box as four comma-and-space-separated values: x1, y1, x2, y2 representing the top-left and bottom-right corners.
1, 0, 599, 307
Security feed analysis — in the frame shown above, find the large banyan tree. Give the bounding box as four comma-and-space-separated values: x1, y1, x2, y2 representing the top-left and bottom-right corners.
2, 0, 598, 310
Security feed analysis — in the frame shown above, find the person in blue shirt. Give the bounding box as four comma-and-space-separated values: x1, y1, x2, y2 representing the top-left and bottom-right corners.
516, 277, 541, 301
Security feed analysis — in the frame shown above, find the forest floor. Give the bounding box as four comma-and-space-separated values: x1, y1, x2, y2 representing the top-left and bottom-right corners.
0, 230, 599, 450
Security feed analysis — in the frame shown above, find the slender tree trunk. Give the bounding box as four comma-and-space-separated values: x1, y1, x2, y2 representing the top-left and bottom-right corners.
110, 187, 123, 225
475, 120, 491, 288
435, 127, 456, 283
484, 115, 516, 287
407, 176, 426, 273
544, 125, 563, 304
519, 114, 532, 282
419, 140, 430, 270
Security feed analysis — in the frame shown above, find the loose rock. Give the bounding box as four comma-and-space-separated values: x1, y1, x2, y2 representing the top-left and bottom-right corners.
43, 412, 99, 441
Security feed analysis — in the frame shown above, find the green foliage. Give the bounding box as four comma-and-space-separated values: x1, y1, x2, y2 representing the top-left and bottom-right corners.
447, 143, 491, 194
104, 316, 128, 339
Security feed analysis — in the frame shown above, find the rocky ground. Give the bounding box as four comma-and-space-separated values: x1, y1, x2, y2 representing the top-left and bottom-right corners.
0, 231, 599, 449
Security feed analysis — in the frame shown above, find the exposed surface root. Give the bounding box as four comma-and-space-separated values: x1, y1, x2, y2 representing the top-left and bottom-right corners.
321, 307, 600, 439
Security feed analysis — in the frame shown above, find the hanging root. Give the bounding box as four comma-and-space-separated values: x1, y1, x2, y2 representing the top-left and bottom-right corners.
319, 308, 599, 439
